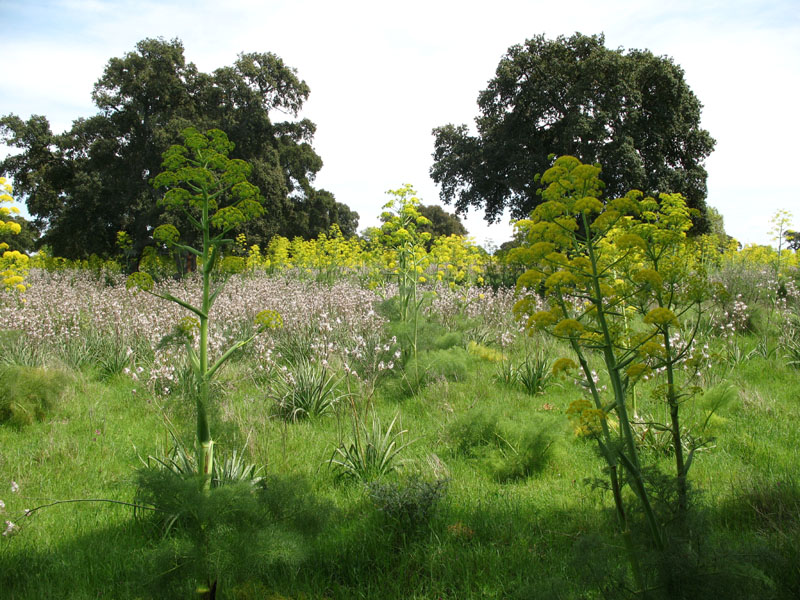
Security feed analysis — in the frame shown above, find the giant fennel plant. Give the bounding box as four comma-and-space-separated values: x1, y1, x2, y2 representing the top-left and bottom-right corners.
127, 127, 281, 490
512, 156, 706, 590
379, 184, 432, 368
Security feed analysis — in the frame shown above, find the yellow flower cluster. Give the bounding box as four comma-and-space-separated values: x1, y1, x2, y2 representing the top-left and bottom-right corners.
222, 223, 489, 290
566, 398, 607, 437
467, 340, 506, 363
255, 309, 283, 330
0, 178, 28, 294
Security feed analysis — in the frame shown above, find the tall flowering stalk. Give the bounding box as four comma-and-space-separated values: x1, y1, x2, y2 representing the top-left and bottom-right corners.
127, 127, 278, 490
513, 156, 706, 588
379, 184, 431, 369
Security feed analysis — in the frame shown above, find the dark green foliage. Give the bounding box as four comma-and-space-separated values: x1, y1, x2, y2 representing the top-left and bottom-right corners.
787, 230, 800, 251
723, 475, 800, 533
431, 32, 715, 232
488, 424, 554, 482
135, 468, 330, 598
707, 476, 800, 599
485, 248, 526, 289
0, 214, 40, 252
0, 365, 70, 427
0, 38, 358, 259
416, 203, 467, 247
368, 476, 448, 534
445, 408, 502, 456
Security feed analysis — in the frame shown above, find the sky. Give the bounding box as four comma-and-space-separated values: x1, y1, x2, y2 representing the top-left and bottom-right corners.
2, 0, 799, 249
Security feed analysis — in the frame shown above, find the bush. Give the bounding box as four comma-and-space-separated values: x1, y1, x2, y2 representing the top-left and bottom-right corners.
445, 411, 555, 481
445, 408, 501, 457
0, 365, 70, 427
368, 476, 448, 534
218, 256, 246, 274
135, 467, 330, 598
432, 331, 462, 350
488, 424, 554, 482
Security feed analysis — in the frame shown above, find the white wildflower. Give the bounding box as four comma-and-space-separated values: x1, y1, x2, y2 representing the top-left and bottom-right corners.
3, 520, 18, 537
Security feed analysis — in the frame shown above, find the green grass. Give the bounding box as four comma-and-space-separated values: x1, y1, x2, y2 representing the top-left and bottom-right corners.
2, 305, 800, 598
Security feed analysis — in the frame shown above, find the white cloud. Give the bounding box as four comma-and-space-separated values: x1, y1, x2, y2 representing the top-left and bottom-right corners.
3, 0, 799, 247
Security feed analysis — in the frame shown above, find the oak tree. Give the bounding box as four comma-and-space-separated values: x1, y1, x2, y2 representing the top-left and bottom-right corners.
431, 33, 715, 232
1, 38, 357, 259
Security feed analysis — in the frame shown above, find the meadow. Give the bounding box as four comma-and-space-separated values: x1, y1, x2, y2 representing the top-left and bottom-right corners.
1, 239, 800, 600
2, 154, 800, 600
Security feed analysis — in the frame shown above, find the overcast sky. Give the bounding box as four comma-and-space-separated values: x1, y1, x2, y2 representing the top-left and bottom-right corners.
3, 0, 799, 248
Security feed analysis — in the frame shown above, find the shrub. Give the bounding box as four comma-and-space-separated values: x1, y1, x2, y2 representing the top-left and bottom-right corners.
403, 347, 470, 389
218, 256, 246, 274
488, 424, 554, 482
135, 467, 329, 598
368, 476, 448, 534
432, 331, 462, 350
0, 365, 70, 427
444, 409, 501, 457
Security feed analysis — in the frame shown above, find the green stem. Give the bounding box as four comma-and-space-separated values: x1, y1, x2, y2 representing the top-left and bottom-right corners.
663, 327, 688, 516
582, 213, 663, 551
197, 188, 213, 490
609, 466, 645, 594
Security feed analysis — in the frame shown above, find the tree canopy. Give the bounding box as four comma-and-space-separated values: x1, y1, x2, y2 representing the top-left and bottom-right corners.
417, 204, 468, 240
786, 231, 800, 252
0, 214, 39, 254
0, 38, 358, 259
430, 33, 715, 233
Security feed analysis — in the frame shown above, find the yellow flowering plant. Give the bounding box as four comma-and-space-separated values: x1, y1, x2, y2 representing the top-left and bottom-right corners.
513, 156, 709, 588
0, 178, 29, 295
428, 234, 487, 287
379, 185, 432, 373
